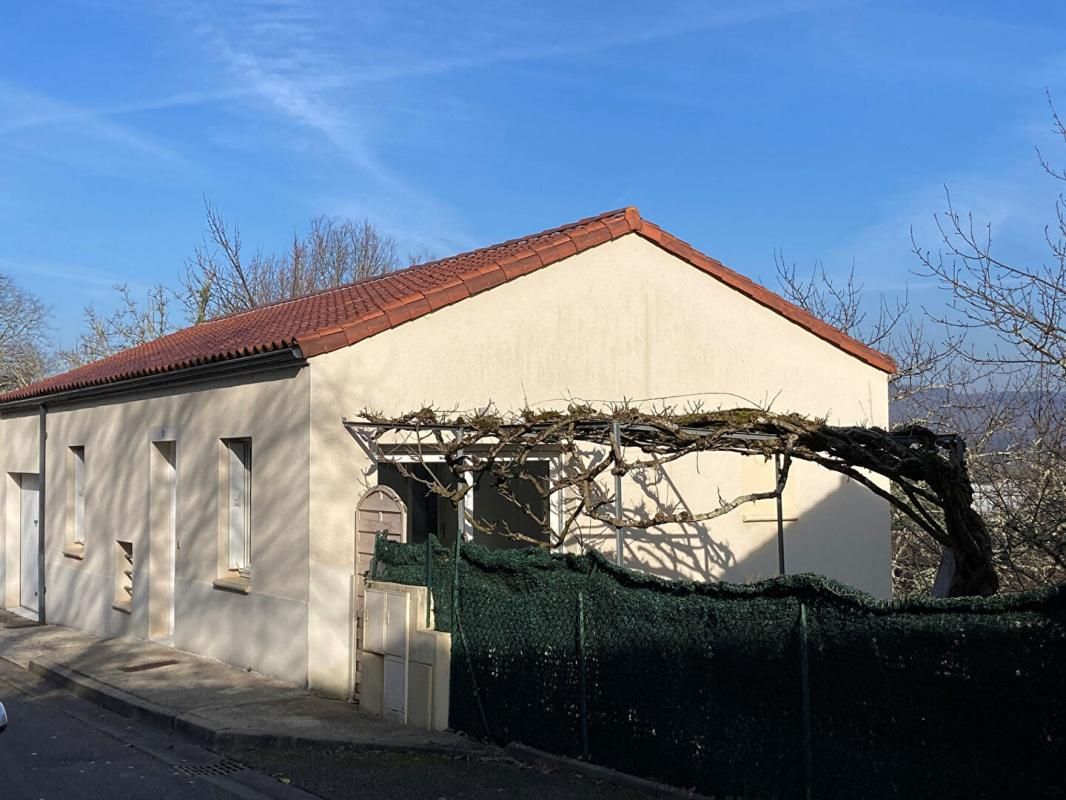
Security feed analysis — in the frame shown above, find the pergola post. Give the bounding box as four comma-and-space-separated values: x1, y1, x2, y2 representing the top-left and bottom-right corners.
613, 420, 624, 567
775, 453, 786, 576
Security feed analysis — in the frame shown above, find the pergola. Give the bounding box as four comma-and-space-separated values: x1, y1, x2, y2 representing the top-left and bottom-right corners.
343, 405, 996, 597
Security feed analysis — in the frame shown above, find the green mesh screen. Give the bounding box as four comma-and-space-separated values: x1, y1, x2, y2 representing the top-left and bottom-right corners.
373, 537, 1066, 799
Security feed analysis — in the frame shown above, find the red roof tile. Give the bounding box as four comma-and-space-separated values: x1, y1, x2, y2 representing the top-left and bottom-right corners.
0, 207, 895, 405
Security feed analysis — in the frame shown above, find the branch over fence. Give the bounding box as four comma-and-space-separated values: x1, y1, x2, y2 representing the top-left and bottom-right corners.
346, 404, 997, 596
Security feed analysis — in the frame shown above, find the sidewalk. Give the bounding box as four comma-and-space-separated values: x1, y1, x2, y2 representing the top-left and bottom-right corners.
0, 609, 487, 756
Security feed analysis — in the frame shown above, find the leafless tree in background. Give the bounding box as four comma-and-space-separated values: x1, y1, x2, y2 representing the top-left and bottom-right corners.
0, 273, 50, 391
59, 284, 177, 368
773, 254, 956, 401
904, 94, 1066, 593
182, 200, 408, 323
59, 201, 424, 363
779, 94, 1066, 595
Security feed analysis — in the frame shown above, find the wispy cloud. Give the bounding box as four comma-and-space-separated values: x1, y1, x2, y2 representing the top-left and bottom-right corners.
304, 0, 855, 86
174, 1, 390, 178
0, 86, 250, 137
167, 0, 481, 252
0, 79, 186, 164
165, 0, 844, 250
824, 158, 1061, 298
0, 255, 150, 342
0, 255, 128, 293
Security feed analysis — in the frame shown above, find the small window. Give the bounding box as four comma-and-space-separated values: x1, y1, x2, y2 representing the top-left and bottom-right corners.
71, 446, 86, 545
223, 439, 252, 576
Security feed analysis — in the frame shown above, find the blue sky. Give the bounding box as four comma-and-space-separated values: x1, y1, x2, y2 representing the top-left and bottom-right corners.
2, 1, 1065, 345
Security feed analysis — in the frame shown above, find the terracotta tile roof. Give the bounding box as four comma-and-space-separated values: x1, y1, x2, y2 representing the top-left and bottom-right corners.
0, 207, 895, 405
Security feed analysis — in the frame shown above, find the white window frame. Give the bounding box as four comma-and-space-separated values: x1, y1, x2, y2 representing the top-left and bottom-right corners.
223, 438, 252, 575
71, 445, 86, 546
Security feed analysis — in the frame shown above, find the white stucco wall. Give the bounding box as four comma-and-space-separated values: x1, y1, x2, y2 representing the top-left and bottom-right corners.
306, 232, 891, 696
0, 232, 891, 696
0, 413, 38, 611
0, 367, 311, 684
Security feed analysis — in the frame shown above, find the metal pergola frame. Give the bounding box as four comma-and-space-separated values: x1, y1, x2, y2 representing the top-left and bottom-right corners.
341, 415, 944, 575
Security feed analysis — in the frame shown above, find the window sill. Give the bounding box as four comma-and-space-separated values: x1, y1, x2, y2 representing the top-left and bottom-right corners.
63, 544, 86, 560
112, 601, 131, 614
213, 575, 251, 594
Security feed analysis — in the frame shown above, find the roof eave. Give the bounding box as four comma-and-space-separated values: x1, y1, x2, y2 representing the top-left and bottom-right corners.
631, 222, 897, 375
0, 346, 306, 412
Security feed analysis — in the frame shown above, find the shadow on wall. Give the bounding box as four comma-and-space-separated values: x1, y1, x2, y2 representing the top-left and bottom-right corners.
572, 458, 890, 598
32, 365, 311, 686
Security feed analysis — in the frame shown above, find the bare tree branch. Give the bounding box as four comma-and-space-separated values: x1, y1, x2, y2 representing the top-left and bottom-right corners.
181, 199, 407, 321
353, 403, 997, 597
59, 284, 177, 368
0, 273, 50, 390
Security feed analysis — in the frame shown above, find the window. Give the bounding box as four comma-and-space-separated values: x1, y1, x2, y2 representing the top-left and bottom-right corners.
71, 446, 86, 545
377, 462, 458, 546
377, 457, 553, 550
224, 439, 252, 576
64, 446, 87, 559
473, 461, 552, 548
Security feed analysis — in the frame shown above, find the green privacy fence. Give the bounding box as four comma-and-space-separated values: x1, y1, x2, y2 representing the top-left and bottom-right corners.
372, 537, 1066, 799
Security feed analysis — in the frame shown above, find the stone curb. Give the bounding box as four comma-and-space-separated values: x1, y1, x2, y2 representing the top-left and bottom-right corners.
504, 742, 712, 800
28, 660, 200, 735
25, 659, 488, 758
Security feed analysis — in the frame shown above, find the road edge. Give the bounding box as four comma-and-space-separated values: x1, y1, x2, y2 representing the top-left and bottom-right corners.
504, 743, 711, 800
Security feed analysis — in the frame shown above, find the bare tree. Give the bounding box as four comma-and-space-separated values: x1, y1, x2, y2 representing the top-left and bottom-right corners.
906, 94, 1066, 593
774, 253, 959, 403
915, 93, 1066, 378
59, 284, 177, 368
0, 273, 50, 391
60, 203, 422, 364
182, 201, 407, 323
776, 255, 1063, 594
777, 94, 1066, 595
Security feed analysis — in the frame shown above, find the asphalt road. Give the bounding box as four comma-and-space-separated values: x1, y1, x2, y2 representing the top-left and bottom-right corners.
0, 658, 314, 800
0, 657, 650, 800
227, 745, 652, 800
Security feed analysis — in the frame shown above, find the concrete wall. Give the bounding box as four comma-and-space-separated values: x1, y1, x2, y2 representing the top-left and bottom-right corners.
0, 366, 311, 684
306, 232, 891, 696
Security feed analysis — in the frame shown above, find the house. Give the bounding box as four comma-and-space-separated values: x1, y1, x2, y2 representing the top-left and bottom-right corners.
0, 208, 894, 698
